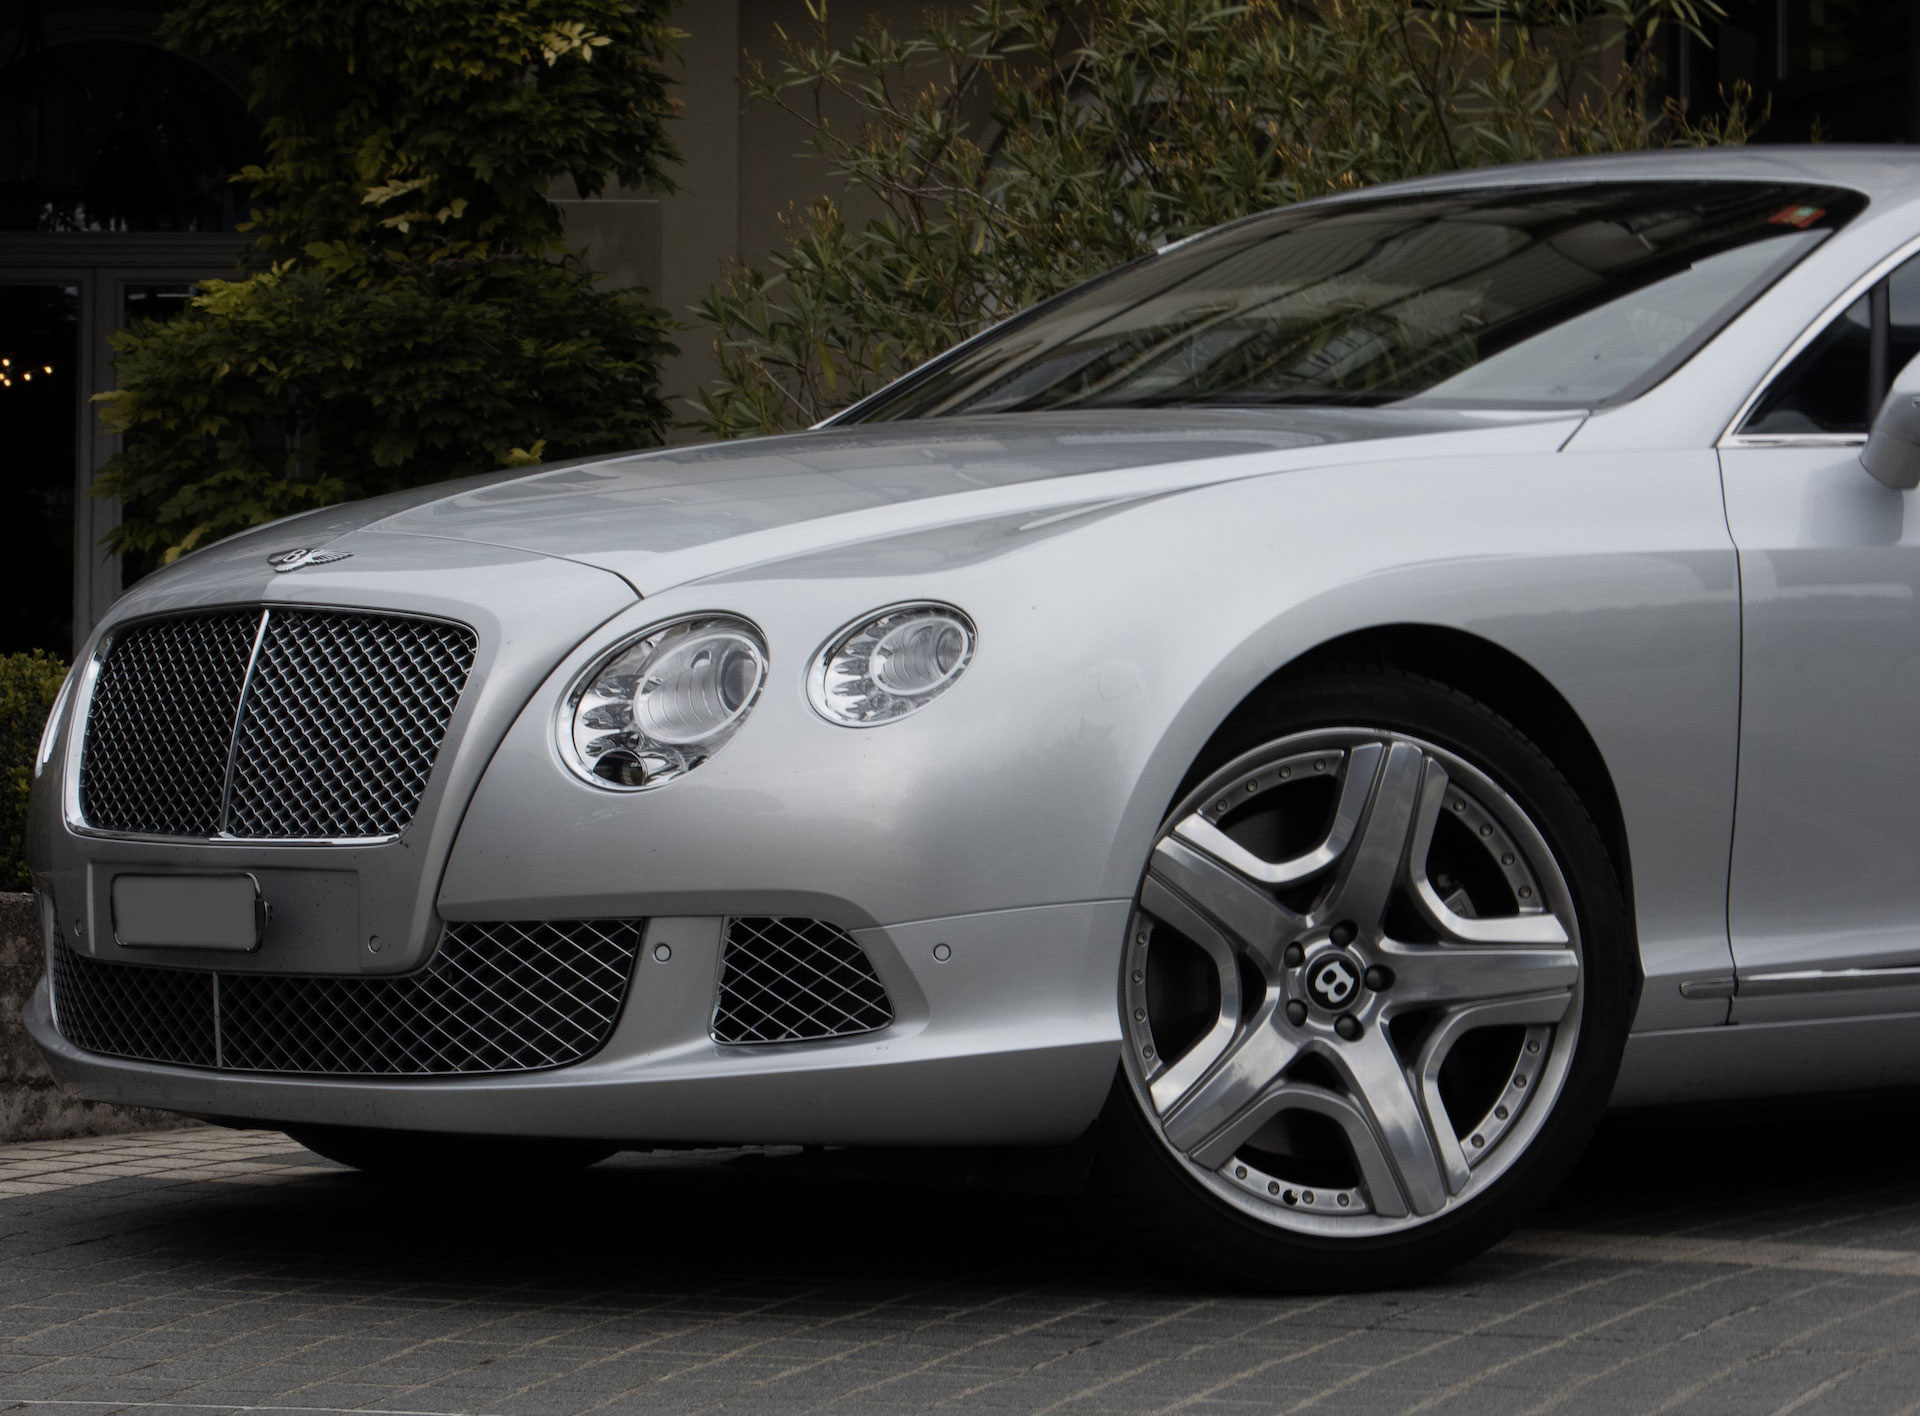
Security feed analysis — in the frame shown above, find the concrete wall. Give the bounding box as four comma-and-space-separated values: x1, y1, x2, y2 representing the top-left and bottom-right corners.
0, 893, 176, 1143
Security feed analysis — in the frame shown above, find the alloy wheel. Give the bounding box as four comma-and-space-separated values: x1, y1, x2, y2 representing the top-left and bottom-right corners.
1122, 728, 1583, 1236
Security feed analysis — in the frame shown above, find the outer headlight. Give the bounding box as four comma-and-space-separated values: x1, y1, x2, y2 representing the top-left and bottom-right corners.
559, 615, 768, 790
809, 603, 976, 726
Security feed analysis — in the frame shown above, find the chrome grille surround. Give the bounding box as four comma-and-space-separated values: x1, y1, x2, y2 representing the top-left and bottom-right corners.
49, 920, 643, 1076
76, 607, 477, 842
711, 917, 895, 1045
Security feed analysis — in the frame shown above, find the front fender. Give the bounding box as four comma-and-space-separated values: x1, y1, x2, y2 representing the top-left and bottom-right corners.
439, 447, 1737, 1034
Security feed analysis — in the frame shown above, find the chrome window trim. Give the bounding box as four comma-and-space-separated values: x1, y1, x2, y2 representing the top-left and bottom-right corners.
1718, 228, 1920, 448
60, 603, 470, 849
1720, 432, 1868, 450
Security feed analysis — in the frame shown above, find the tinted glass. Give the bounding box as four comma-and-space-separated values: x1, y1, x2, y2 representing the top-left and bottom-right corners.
1890, 256, 1920, 390
1744, 254, 1920, 438
1744, 295, 1873, 435
851, 182, 1860, 422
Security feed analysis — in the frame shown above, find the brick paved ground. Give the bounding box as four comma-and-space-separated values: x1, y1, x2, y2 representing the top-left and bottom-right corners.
0, 1103, 1917, 1415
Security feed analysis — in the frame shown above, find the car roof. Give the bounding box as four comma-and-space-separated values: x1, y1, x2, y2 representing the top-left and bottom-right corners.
1306, 145, 1920, 209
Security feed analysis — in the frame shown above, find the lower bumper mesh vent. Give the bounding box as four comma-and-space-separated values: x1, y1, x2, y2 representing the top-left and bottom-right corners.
711, 916, 894, 1044
51, 920, 642, 1075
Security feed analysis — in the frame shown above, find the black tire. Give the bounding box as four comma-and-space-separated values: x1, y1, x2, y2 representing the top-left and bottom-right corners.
286, 1126, 618, 1176
1099, 663, 1633, 1290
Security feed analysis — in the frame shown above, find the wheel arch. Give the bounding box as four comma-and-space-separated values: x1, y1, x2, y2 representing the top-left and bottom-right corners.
1203, 622, 1639, 992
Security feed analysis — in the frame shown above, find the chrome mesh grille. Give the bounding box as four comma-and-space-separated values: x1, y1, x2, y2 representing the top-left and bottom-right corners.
77, 608, 476, 841
78, 612, 260, 837
226, 612, 477, 839
711, 917, 894, 1045
50, 942, 218, 1068
49, 920, 641, 1075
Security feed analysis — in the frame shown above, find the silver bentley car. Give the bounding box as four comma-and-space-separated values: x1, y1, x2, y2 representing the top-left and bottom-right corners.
26, 148, 1920, 1287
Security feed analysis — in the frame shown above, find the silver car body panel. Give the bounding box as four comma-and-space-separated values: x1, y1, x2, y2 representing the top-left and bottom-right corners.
363, 408, 1575, 593
26, 147, 1920, 1142
1720, 445, 1920, 1023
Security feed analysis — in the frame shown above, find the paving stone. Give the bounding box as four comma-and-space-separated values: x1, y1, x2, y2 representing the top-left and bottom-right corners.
0, 1114, 1912, 1413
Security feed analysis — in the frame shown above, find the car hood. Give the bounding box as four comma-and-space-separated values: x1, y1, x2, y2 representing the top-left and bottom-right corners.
299, 408, 1581, 596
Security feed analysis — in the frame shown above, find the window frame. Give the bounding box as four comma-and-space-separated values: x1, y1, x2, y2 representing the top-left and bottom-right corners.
1724, 228, 1920, 449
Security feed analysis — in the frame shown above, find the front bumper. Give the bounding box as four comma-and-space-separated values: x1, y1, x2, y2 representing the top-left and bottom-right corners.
29, 538, 1178, 1148
27, 902, 1126, 1145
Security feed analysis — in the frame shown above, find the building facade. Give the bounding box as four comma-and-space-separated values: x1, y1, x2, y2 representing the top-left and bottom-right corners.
2, 0, 1915, 658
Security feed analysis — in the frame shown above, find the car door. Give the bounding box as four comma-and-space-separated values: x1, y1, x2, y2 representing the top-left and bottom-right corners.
1720, 244, 1920, 1022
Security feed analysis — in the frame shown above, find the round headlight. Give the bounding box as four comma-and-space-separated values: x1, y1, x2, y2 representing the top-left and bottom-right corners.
810, 603, 976, 726
560, 616, 767, 790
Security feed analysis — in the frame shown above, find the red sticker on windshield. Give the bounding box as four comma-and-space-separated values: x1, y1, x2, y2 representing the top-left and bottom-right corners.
1768, 205, 1825, 228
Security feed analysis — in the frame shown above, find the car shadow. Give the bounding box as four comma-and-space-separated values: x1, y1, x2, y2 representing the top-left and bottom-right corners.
119, 1095, 1920, 1296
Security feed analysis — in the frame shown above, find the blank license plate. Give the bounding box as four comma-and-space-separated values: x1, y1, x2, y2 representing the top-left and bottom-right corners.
111, 874, 263, 952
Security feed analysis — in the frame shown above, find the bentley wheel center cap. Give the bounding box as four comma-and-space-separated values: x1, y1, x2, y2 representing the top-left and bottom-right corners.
1307, 953, 1362, 1011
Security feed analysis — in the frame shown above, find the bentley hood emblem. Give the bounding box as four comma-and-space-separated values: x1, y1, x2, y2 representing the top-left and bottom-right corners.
268, 547, 352, 573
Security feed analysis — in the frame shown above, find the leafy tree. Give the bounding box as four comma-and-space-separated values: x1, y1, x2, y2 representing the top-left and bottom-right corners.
96, 0, 681, 564
2, 652, 68, 890
692, 0, 1758, 437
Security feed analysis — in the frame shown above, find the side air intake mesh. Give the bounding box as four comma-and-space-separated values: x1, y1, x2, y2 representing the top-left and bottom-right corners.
711, 917, 894, 1044
50, 920, 641, 1075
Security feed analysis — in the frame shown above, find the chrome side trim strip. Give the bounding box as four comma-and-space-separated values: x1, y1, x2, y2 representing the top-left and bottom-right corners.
1737, 964, 1920, 997
1677, 975, 1736, 1000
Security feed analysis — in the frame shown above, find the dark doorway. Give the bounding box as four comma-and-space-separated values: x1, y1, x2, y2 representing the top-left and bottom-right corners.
0, 281, 78, 654
1678, 0, 1920, 143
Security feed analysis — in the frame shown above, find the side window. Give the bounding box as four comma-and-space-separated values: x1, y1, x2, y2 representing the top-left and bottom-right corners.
1744, 254, 1920, 438
1890, 256, 1920, 384
1744, 295, 1872, 435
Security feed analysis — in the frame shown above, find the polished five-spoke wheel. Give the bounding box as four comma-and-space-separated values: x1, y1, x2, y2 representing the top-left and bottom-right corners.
1104, 668, 1630, 1287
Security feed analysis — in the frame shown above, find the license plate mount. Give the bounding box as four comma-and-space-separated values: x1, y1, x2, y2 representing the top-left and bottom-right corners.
110, 873, 265, 952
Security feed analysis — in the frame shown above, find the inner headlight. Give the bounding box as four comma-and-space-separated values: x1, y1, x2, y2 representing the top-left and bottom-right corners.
560, 615, 768, 790
810, 603, 976, 726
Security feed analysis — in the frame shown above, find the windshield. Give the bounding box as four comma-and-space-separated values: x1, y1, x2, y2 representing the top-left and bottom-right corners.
846, 181, 1862, 421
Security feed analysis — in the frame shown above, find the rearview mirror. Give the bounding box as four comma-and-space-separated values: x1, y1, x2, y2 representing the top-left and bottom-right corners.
1862, 355, 1920, 490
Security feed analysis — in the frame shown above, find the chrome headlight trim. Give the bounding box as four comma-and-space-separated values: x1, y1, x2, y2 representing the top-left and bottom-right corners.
34, 660, 80, 778
557, 614, 769, 792
808, 602, 977, 728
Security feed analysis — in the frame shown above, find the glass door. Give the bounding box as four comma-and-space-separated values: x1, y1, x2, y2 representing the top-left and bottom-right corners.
0, 282, 81, 655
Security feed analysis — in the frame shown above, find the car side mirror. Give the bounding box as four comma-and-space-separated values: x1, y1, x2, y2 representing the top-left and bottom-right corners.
1862, 356, 1920, 491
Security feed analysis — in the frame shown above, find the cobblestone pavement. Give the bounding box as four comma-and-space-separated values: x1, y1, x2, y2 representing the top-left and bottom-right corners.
1, 1103, 1918, 1415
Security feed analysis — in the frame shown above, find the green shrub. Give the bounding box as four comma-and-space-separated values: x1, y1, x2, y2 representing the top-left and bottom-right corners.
693, 0, 1759, 437
96, 0, 682, 566
2, 653, 70, 891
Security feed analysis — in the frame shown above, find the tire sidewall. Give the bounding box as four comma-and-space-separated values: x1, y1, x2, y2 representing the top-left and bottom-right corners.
1103, 667, 1634, 1289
